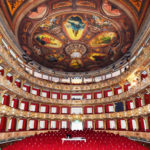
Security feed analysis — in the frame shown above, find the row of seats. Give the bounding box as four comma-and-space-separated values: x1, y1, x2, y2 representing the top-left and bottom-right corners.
4, 129, 148, 150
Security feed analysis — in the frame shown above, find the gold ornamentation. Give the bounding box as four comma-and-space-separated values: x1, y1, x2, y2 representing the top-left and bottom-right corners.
6, 0, 25, 16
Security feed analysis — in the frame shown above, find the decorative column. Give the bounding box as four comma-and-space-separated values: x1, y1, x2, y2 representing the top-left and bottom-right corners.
114, 119, 118, 130
39, 103, 41, 113
48, 120, 50, 130
0, 90, 7, 103
104, 119, 106, 130
37, 120, 40, 130
123, 101, 126, 111
10, 95, 16, 107
143, 116, 149, 131
132, 97, 136, 109
15, 118, 19, 131
125, 119, 128, 130
4, 68, 12, 77
26, 119, 30, 131
12, 75, 20, 85
20, 80, 26, 89
135, 118, 139, 131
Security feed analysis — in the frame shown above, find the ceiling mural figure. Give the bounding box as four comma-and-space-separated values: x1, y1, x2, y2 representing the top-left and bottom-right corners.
63, 15, 86, 40
17, 0, 136, 72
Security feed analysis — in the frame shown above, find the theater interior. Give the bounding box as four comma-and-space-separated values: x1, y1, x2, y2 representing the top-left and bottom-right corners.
0, 0, 150, 149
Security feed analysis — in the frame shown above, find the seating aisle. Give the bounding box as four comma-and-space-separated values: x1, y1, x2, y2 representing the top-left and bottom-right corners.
3, 129, 148, 150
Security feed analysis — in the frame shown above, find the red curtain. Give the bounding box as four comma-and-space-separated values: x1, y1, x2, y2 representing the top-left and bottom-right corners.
33, 103, 39, 112
141, 72, 147, 80
144, 94, 150, 104
23, 84, 31, 93
136, 97, 142, 107
34, 120, 38, 130
68, 107, 70, 114
106, 120, 110, 130
9, 118, 16, 132
124, 83, 130, 92
6, 74, 13, 82
105, 104, 109, 113
22, 101, 29, 111
126, 100, 132, 110
19, 119, 27, 131
105, 104, 113, 113
61, 93, 70, 100
56, 121, 59, 129
94, 92, 102, 99
95, 120, 104, 130
138, 117, 145, 132
95, 105, 103, 114
12, 99, 19, 108
0, 69, 4, 75
41, 104, 49, 113
104, 90, 109, 97
15, 80, 21, 88
148, 117, 150, 132
51, 106, 60, 114
51, 92, 60, 99
0, 117, 7, 132
84, 106, 93, 114
32, 88, 40, 96
114, 87, 121, 95
44, 120, 48, 130
42, 90, 50, 98
117, 120, 121, 130
128, 119, 133, 131
84, 120, 88, 129
84, 107, 87, 114
95, 120, 99, 130
3, 95, 10, 106
83, 93, 92, 100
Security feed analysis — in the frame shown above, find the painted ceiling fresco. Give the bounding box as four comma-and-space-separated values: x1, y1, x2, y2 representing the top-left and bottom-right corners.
18, 0, 135, 72
0, 0, 149, 72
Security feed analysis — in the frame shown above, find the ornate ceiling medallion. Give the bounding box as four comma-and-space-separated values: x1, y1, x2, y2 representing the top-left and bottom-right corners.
65, 43, 87, 58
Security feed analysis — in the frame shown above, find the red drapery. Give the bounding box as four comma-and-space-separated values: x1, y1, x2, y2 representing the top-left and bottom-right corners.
21, 101, 29, 111
128, 119, 133, 131
3, 94, 10, 106
51, 106, 59, 114
136, 97, 142, 107
51, 92, 60, 99
106, 120, 110, 130
144, 94, 150, 104
95, 105, 103, 114
114, 87, 122, 95
41, 104, 49, 113
12, 98, 19, 108
42, 90, 50, 98
61, 93, 70, 100
0, 117, 7, 132
23, 84, 31, 93
0, 68, 4, 75
9, 118, 16, 132
124, 83, 131, 92
6, 74, 13, 82
138, 117, 145, 132
94, 91, 102, 99
15, 80, 21, 88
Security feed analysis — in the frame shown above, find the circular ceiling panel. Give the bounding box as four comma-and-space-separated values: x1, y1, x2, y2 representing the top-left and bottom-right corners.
18, 1, 134, 72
